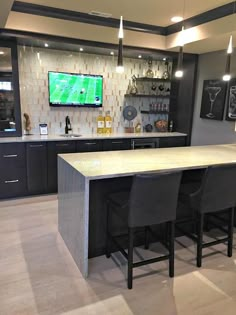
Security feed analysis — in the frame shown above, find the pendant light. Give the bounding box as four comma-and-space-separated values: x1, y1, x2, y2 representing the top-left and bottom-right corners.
116, 16, 124, 73
175, 27, 184, 78
175, 0, 186, 78
222, 1, 235, 81
223, 35, 233, 81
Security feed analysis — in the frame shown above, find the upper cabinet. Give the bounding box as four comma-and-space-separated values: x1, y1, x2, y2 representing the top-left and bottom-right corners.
0, 39, 21, 137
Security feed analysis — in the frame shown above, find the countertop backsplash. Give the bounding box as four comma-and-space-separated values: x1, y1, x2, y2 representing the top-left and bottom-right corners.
18, 46, 172, 135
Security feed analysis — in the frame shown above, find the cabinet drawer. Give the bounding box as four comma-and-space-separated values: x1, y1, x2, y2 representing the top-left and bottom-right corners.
0, 172, 27, 198
0, 143, 25, 168
103, 139, 131, 151
159, 136, 186, 148
77, 140, 103, 152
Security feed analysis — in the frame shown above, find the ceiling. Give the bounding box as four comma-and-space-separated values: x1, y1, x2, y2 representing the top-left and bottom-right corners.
12, 0, 232, 26
1, 0, 236, 54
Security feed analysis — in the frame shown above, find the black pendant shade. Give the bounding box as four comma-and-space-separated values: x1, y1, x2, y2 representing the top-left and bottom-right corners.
117, 38, 123, 67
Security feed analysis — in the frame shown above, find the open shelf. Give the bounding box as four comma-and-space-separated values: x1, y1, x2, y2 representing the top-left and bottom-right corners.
136, 77, 171, 83
141, 110, 169, 114
124, 94, 170, 98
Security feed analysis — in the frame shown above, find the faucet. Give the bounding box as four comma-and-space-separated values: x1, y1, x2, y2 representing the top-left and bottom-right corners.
65, 116, 72, 134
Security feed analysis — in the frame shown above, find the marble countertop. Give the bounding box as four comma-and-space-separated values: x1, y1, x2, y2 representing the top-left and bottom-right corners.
0, 132, 186, 143
59, 144, 236, 180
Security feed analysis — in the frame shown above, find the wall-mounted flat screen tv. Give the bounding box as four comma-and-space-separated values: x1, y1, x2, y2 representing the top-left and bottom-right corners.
48, 71, 103, 107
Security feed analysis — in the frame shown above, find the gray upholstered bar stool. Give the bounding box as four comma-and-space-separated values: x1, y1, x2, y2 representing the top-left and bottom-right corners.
106, 172, 182, 289
177, 163, 236, 268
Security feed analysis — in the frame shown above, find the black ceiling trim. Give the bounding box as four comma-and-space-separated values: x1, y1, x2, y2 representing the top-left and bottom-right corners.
166, 1, 235, 35
12, 1, 166, 36
11, 1, 236, 37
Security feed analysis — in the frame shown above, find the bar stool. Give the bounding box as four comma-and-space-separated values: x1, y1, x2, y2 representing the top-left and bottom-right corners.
177, 163, 236, 268
106, 172, 182, 289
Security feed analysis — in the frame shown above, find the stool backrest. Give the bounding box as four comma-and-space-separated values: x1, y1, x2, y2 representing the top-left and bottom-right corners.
197, 163, 236, 213
128, 172, 182, 228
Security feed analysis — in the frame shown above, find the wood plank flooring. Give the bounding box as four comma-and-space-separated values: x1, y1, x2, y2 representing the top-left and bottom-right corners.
1, 195, 236, 315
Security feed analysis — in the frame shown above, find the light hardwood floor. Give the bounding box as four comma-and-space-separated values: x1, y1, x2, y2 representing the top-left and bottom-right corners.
1, 195, 236, 315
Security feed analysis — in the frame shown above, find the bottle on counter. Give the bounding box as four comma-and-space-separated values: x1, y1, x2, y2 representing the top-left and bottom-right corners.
104, 110, 112, 134
96, 109, 104, 134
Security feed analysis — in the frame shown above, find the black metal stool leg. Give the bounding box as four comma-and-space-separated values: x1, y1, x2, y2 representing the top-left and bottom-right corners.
106, 201, 111, 258
144, 226, 149, 249
228, 207, 234, 257
169, 221, 175, 278
197, 213, 204, 268
128, 227, 134, 289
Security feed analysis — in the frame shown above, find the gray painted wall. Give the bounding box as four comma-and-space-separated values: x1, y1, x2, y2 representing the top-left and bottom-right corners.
191, 50, 236, 146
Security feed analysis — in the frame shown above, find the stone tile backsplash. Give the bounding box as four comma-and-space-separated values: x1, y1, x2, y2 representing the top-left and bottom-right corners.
18, 46, 172, 134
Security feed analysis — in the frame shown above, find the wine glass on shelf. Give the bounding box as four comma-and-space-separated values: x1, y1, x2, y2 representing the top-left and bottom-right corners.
205, 86, 221, 118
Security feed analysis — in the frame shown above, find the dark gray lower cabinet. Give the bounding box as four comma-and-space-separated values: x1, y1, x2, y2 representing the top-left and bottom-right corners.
0, 143, 27, 198
0, 135, 187, 198
77, 140, 103, 152
103, 139, 131, 151
159, 136, 186, 148
26, 142, 47, 194
47, 141, 76, 193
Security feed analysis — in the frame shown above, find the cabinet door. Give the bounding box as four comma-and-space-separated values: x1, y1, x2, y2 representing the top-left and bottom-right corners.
47, 141, 76, 193
159, 136, 186, 148
0, 143, 27, 198
26, 142, 47, 194
77, 140, 103, 152
103, 139, 131, 151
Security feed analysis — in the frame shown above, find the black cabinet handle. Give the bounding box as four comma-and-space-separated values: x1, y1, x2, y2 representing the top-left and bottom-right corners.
4, 179, 19, 184
111, 141, 123, 144
56, 143, 69, 147
3, 154, 18, 158
29, 144, 44, 148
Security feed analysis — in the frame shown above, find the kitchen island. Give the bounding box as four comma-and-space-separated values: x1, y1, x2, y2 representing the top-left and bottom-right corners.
58, 144, 236, 277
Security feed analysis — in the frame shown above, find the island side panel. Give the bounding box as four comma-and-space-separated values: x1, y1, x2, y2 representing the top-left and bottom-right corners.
58, 156, 90, 277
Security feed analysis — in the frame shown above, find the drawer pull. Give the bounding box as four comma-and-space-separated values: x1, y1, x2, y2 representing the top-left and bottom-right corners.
56, 143, 69, 147
85, 142, 96, 145
29, 144, 43, 148
4, 179, 19, 184
112, 141, 123, 144
3, 154, 18, 158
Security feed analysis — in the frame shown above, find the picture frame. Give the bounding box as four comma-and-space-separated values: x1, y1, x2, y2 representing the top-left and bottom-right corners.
225, 78, 236, 121
200, 79, 227, 121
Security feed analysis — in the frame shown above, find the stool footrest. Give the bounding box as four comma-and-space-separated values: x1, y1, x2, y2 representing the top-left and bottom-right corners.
133, 254, 170, 268
202, 237, 229, 248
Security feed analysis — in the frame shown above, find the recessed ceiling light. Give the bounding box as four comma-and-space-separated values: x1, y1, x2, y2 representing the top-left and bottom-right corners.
110, 51, 114, 55
0, 51, 4, 55
44, 43, 49, 47
138, 55, 142, 58
80, 48, 84, 52
171, 16, 183, 23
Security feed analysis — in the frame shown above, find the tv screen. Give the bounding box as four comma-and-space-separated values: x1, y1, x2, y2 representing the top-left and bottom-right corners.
48, 71, 103, 107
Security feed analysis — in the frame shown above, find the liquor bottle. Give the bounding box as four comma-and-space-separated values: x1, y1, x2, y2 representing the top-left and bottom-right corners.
104, 111, 112, 134
96, 109, 104, 134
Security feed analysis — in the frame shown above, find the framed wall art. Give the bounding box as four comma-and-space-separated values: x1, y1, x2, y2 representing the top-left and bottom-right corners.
225, 78, 236, 121
200, 79, 227, 121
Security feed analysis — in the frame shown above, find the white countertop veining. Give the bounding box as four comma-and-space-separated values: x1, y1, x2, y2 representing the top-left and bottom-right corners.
59, 144, 236, 180
0, 132, 186, 143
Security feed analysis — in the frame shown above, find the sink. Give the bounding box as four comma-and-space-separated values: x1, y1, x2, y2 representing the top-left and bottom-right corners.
60, 134, 82, 138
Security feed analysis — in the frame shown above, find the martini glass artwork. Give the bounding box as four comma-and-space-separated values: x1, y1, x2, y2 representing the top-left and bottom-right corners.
205, 86, 221, 118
